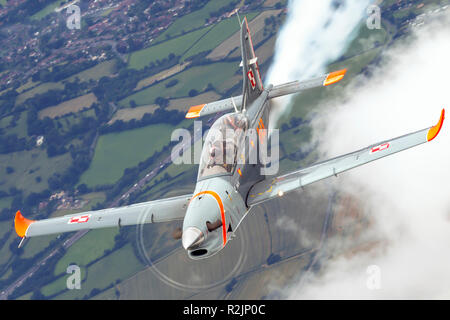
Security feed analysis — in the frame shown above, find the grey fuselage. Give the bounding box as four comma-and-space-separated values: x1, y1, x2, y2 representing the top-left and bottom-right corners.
182, 87, 272, 259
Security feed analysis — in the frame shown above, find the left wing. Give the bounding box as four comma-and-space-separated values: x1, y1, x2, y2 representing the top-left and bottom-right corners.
248, 109, 445, 206
15, 194, 192, 239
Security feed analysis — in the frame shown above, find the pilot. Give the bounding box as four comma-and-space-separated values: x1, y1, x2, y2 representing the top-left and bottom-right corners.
225, 115, 247, 131
207, 143, 223, 169
226, 115, 238, 130
222, 139, 236, 172
226, 115, 247, 130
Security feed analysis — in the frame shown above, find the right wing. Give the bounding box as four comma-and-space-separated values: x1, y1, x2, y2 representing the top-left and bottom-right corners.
15, 194, 192, 239
247, 109, 445, 206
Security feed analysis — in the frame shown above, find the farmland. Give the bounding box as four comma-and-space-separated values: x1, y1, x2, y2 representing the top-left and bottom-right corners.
208, 9, 282, 60
0, 148, 72, 194
128, 27, 212, 70
38, 93, 97, 119
155, 0, 240, 40
31, 1, 65, 20
180, 12, 260, 61
78, 123, 175, 187
108, 105, 159, 124
119, 61, 240, 108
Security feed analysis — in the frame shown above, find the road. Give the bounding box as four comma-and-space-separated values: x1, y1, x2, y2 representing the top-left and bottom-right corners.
0, 116, 215, 300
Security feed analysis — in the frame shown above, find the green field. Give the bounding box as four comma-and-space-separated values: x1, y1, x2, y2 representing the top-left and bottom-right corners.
181, 12, 260, 61
53, 243, 144, 299
16, 78, 39, 93
0, 231, 15, 267
31, 0, 65, 20
156, 0, 239, 40
0, 267, 12, 281
0, 115, 12, 129
0, 149, 72, 195
21, 234, 58, 259
15, 82, 65, 106
120, 61, 239, 107
15, 60, 116, 106
41, 266, 87, 297
66, 59, 117, 83
79, 123, 175, 187
0, 111, 28, 139
0, 196, 12, 210
54, 228, 119, 275
0, 219, 12, 241
128, 27, 212, 70
54, 108, 96, 134
343, 22, 388, 58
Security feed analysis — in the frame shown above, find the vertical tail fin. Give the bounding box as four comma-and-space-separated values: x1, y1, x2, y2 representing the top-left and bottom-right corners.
240, 17, 263, 110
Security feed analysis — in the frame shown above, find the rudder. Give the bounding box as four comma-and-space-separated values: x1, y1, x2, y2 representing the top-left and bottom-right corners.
240, 17, 263, 109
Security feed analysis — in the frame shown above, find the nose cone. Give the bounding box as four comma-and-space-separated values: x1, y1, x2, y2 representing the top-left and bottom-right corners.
182, 227, 205, 250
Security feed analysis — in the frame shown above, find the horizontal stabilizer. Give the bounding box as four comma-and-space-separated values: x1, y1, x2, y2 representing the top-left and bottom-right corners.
268, 69, 347, 99
184, 69, 346, 119
185, 96, 242, 119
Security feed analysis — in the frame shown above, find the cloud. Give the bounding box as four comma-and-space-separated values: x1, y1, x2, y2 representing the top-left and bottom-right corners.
275, 215, 314, 248
284, 10, 450, 299
266, 0, 372, 129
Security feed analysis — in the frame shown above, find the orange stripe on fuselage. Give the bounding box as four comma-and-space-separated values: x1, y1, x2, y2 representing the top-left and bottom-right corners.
257, 118, 266, 143
191, 190, 227, 247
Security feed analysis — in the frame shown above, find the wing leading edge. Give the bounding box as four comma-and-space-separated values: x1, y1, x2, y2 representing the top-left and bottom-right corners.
15, 194, 192, 238
247, 109, 445, 206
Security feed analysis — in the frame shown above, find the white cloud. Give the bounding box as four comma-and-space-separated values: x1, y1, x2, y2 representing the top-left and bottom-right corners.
285, 11, 450, 299
266, 0, 371, 129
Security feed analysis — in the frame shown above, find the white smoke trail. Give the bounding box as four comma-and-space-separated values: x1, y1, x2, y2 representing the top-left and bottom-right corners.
266, 0, 372, 129
284, 10, 450, 299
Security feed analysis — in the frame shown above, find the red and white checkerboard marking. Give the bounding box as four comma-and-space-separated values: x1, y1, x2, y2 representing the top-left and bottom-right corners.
370, 142, 390, 154
247, 70, 256, 89
67, 214, 91, 224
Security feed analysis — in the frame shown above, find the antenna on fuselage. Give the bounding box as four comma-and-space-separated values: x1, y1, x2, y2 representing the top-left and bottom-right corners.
231, 96, 239, 113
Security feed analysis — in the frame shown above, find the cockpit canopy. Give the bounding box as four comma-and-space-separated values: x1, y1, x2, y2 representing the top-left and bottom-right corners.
198, 113, 248, 179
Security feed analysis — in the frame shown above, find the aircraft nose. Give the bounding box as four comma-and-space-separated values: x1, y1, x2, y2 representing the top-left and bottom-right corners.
182, 227, 205, 250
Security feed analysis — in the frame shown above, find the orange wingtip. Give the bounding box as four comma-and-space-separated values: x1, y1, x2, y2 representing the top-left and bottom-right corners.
14, 210, 35, 238
427, 108, 445, 142
185, 104, 205, 119
323, 69, 347, 86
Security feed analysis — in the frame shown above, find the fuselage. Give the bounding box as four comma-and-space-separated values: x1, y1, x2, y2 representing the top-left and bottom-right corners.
181, 88, 272, 259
